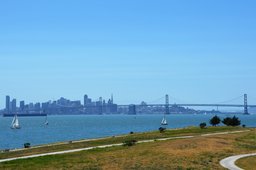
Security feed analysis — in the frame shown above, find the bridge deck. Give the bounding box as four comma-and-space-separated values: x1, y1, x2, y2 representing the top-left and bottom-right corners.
118, 104, 256, 107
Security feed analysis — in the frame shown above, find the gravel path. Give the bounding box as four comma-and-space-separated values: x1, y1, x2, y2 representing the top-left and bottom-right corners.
220, 153, 256, 170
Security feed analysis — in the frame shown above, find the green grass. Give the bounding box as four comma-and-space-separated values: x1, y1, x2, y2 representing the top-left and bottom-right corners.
235, 128, 256, 150
0, 128, 255, 170
0, 126, 246, 160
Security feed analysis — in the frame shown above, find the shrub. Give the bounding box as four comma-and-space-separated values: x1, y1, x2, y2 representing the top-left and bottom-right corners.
24, 143, 31, 148
242, 124, 246, 128
199, 122, 207, 129
222, 117, 232, 126
209, 115, 221, 126
130, 131, 134, 134
4, 149, 10, 152
159, 127, 166, 133
222, 116, 241, 126
123, 139, 137, 147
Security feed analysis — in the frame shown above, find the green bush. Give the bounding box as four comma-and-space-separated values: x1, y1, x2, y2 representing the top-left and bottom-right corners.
209, 115, 221, 126
159, 127, 166, 133
199, 122, 207, 129
24, 143, 31, 148
123, 139, 137, 147
222, 116, 241, 126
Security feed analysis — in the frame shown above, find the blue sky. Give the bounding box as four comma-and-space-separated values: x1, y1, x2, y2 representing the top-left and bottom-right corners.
0, 0, 256, 108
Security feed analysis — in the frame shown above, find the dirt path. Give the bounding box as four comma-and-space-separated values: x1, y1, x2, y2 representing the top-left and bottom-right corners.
220, 153, 256, 170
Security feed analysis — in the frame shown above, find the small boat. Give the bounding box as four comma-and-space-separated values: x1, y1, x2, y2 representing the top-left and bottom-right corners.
161, 116, 168, 125
11, 115, 21, 129
44, 115, 49, 125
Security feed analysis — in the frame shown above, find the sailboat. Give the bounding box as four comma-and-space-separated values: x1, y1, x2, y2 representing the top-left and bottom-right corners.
11, 114, 21, 129
44, 115, 49, 125
161, 115, 168, 125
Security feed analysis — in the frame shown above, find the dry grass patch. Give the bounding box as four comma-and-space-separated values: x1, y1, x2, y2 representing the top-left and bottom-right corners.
236, 156, 256, 170
0, 128, 255, 170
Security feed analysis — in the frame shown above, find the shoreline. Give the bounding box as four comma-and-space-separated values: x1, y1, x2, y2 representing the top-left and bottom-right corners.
1, 126, 255, 151
1, 127, 189, 152
0, 126, 253, 154
0, 129, 252, 163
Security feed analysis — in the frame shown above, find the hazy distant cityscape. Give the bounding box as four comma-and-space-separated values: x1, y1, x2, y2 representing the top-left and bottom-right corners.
0, 94, 225, 116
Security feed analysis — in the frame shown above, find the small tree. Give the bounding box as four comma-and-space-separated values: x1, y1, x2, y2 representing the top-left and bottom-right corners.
209, 115, 221, 126
222, 116, 241, 126
222, 117, 232, 126
24, 143, 31, 148
231, 116, 241, 126
199, 122, 207, 129
159, 127, 166, 133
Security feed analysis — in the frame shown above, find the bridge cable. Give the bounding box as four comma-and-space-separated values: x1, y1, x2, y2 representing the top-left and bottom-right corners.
216, 95, 244, 104
147, 96, 165, 104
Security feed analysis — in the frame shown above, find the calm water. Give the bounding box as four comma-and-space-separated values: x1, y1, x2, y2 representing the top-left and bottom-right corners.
0, 114, 255, 149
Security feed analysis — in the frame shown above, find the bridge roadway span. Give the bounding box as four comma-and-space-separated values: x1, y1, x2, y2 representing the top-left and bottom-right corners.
118, 104, 256, 107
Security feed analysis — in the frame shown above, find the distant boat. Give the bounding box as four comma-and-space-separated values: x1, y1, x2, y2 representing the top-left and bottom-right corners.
44, 115, 49, 125
11, 115, 21, 129
161, 116, 168, 125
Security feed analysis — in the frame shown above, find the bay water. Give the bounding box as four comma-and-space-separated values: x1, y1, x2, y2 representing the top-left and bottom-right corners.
0, 114, 255, 150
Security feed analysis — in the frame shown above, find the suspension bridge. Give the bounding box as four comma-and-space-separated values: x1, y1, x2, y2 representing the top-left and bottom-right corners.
118, 94, 256, 115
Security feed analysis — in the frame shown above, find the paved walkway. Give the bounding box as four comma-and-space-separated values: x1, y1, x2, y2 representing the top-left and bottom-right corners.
220, 153, 256, 170
0, 130, 250, 163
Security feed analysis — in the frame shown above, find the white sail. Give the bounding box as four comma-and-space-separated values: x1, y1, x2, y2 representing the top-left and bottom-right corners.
161, 116, 168, 125
45, 116, 49, 125
11, 116, 16, 126
14, 115, 19, 127
11, 115, 21, 129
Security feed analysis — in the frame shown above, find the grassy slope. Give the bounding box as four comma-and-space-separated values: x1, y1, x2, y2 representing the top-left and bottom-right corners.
0, 126, 244, 159
236, 156, 256, 170
0, 127, 255, 170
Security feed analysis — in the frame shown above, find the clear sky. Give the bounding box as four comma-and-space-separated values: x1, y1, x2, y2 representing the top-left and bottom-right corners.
0, 0, 256, 108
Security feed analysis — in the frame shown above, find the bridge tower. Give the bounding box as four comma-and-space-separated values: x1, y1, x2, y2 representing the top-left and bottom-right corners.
244, 94, 249, 115
165, 94, 170, 114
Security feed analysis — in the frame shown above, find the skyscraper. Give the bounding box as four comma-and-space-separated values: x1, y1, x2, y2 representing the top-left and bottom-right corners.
84, 94, 88, 106
20, 101, 25, 112
12, 99, 17, 113
5, 95, 10, 114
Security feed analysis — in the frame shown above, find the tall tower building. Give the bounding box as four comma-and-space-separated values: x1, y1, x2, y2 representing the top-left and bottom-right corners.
99, 97, 103, 104
84, 94, 88, 106
20, 101, 25, 112
5, 95, 10, 114
12, 99, 17, 113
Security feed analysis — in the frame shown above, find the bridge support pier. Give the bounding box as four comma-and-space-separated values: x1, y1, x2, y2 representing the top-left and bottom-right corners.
244, 94, 249, 115
165, 94, 170, 114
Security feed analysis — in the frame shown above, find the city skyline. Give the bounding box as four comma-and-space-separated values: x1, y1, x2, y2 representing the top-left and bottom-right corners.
1, 0, 256, 108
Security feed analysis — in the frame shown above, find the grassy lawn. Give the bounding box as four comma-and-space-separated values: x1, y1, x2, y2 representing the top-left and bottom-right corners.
0, 127, 255, 170
0, 126, 245, 159
236, 156, 256, 170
